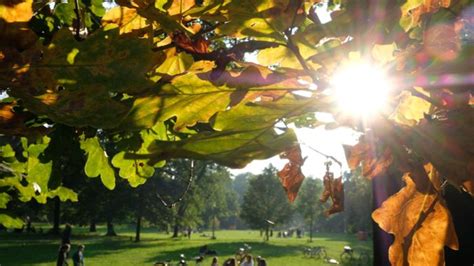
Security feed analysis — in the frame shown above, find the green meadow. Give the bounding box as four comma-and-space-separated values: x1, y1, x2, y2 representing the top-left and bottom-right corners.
0, 227, 372, 265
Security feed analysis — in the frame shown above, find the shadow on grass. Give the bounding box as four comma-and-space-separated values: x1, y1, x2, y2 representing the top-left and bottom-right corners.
0, 233, 165, 265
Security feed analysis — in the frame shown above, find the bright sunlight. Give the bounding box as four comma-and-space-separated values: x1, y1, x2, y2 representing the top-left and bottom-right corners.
330, 62, 392, 116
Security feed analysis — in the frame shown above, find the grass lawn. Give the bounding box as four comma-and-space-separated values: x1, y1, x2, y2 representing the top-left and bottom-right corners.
0, 226, 372, 265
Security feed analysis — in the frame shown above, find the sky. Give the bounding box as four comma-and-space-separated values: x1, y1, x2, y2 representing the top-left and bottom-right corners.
229, 125, 361, 179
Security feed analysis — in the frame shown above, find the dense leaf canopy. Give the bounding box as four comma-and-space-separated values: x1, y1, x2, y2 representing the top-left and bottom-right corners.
0, 0, 473, 264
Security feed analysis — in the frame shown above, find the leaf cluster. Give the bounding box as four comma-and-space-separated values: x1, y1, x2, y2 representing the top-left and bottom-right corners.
1, 0, 473, 264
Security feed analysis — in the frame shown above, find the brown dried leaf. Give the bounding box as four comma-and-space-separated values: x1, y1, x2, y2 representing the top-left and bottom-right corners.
400, 0, 451, 32
345, 138, 393, 179
408, 108, 474, 195
372, 172, 459, 266
319, 172, 344, 216
319, 171, 333, 203
327, 176, 344, 215
278, 145, 305, 202
0, 102, 47, 136
172, 31, 209, 54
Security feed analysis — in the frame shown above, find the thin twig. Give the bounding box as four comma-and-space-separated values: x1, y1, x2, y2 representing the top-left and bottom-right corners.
284, 0, 318, 83
156, 160, 195, 208
300, 143, 343, 167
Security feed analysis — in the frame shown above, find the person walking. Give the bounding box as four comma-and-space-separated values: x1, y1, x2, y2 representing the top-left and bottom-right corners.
72, 245, 85, 266
56, 244, 71, 266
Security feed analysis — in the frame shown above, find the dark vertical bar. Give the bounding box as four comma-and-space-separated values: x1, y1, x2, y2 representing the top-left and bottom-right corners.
372, 171, 403, 266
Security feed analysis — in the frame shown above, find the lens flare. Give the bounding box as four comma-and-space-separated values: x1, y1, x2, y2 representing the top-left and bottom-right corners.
330, 63, 392, 117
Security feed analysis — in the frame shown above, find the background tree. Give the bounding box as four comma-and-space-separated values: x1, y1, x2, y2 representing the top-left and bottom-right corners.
232, 173, 251, 205
240, 166, 293, 241
230, 173, 252, 229
198, 165, 238, 238
295, 178, 324, 242
343, 171, 372, 233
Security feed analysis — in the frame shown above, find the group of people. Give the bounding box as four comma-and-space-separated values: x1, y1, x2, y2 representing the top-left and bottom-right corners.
57, 244, 85, 266
214, 255, 267, 266
56, 224, 85, 266
277, 228, 303, 238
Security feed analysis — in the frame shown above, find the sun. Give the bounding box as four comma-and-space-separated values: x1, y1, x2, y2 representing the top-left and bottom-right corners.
330, 62, 392, 117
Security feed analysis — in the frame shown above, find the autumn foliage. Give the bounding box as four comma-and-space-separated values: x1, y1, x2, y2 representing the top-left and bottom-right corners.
1, 0, 473, 265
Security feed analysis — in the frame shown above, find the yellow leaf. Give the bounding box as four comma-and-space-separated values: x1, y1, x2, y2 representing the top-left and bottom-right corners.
390, 89, 431, 126
102, 7, 149, 35
153, 49, 194, 78
0, 0, 33, 22
167, 0, 195, 16
372, 43, 397, 65
372, 173, 458, 266
0, 0, 36, 49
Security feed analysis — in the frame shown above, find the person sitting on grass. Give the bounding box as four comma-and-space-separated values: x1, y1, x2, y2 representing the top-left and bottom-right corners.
56, 244, 71, 266
223, 258, 236, 266
240, 255, 254, 266
72, 244, 85, 266
256, 257, 267, 266
211, 256, 218, 266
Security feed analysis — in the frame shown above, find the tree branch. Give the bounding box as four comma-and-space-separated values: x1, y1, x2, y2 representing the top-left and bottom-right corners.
73, 0, 82, 41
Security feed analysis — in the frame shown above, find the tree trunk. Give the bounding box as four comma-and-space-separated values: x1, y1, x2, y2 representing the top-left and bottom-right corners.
135, 215, 142, 242
51, 197, 61, 235
172, 224, 179, 238
172, 202, 186, 238
135, 188, 143, 242
309, 214, 313, 242
89, 219, 96, 232
211, 216, 216, 239
265, 226, 269, 241
106, 219, 117, 236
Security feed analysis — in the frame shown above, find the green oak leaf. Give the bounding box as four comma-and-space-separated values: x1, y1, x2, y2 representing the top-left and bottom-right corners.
120, 66, 308, 131
28, 28, 159, 94
216, 0, 300, 43
112, 127, 166, 187
89, 0, 106, 17
80, 136, 116, 190
0, 177, 35, 202
26, 137, 52, 194
120, 72, 232, 131
0, 143, 16, 161
213, 94, 318, 131
17, 86, 130, 129
14, 28, 160, 128
54, 2, 75, 25
47, 186, 78, 202
112, 152, 154, 187
0, 193, 11, 208
0, 214, 24, 229
143, 127, 298, 168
